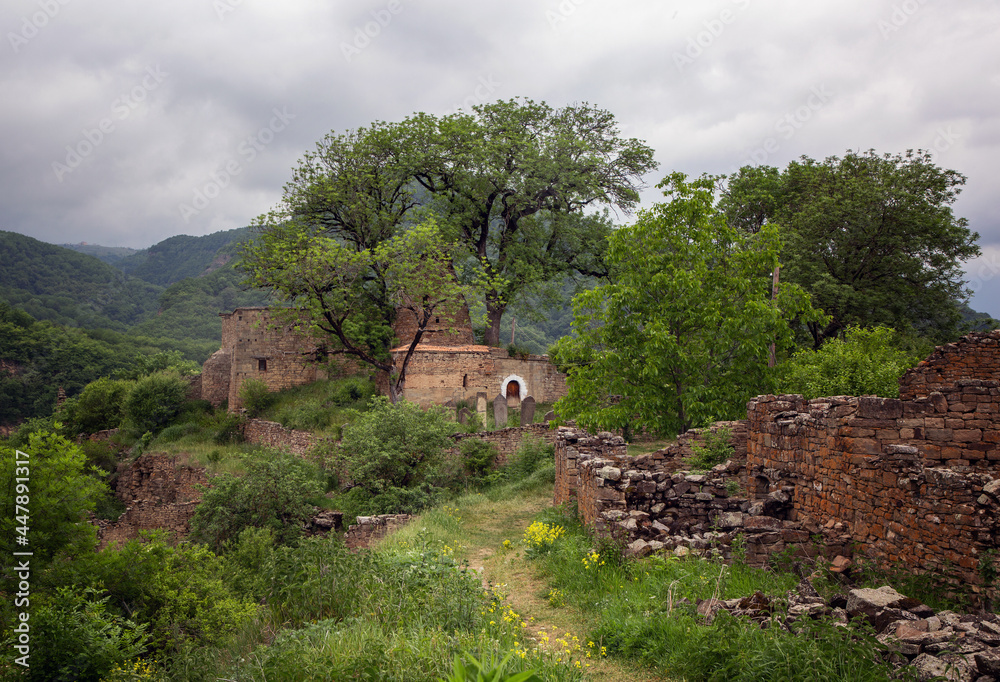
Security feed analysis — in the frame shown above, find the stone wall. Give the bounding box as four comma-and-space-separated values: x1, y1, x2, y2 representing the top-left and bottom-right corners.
557, 331, 1000, 590
242, 418, 321, 456
344, 514, 413, 550
97, 453, 207, 549
451, 423, 558, 466
394, 346, 567, 407
746, 392, 1000, 587
899, 330, 1000, 400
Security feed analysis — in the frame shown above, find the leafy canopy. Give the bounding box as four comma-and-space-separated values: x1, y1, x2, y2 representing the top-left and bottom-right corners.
776, 325, 921, 399
551, 173, 822, 436
723, 149, 980, 347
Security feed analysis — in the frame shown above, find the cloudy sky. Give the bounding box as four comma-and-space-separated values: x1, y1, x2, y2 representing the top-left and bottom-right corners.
3, 0, 1000, 315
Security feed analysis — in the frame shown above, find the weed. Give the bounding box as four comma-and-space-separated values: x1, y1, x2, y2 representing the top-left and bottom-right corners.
685, 427, 734, 470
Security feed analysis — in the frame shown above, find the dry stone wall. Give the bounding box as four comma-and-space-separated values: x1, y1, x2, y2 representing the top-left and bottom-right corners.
450, 423, 558, 465
345, 514, 413, 550
97, 453, 207, 549
557, 331, 1000, 591
242, 418, 321, 456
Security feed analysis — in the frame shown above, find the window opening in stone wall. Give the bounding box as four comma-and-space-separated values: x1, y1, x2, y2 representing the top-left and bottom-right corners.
463, 374, 468, 388
258, 358, 267, 372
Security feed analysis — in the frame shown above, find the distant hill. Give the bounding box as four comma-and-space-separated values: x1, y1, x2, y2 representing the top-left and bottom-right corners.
114, 227, 252, 286
0, 231, 162, 331
960, 303, 998, 332
60, 243, 141, 264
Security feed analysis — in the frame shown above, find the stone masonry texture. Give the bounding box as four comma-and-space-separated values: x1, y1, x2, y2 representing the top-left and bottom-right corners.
556, 331, 1000, 593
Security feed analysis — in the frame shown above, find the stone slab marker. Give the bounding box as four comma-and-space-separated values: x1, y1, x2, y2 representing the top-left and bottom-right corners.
544, 410, 556, 423
493, 393, 508, 428
521, 396, 536, 425
476, 392, 488, 421
457, 407, 471, 424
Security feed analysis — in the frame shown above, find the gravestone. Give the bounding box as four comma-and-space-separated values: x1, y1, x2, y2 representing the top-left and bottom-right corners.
457, 407, 471, 425
476, 392, 488, 419
443, 398, 456, 419
521, 396, 536, 425
544, 410, 556, 423
493, 393, 508, 428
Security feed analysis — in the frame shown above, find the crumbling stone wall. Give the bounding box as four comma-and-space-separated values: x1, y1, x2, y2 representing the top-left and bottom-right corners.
558, 331, 1000, 589
450, 423, 559, 466
345, 514, 413, 550
747, 392, 1000, 588
899, 330, 1000, 400
97, 453, 207, 549
242, 418, 321, 456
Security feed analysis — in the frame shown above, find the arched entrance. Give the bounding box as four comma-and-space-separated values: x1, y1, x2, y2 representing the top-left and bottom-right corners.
501, 374, 527, 408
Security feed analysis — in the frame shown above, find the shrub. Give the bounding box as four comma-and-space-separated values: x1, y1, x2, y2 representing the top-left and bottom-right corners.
190, 449, 325, 552
460, 439, 498, 479
123, 371, 188, 433
339, 396, 455, 496
238, 377, 273, 417
18, 587, 149, 682
686, 427, 734, 470
501, 436, 553, 482
776, 325, 920, 399
66, 377, 133, 434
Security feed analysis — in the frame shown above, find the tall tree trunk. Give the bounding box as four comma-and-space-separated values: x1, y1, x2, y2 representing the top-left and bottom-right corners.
483, 299, 505, 347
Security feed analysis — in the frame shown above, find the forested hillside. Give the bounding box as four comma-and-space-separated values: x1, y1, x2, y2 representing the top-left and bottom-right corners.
0, 231, 162, 331
59, 243, 140, 264
114, 227, 251, 286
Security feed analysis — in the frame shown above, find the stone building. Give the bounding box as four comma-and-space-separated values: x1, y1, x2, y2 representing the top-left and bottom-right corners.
200, 306, 567, 411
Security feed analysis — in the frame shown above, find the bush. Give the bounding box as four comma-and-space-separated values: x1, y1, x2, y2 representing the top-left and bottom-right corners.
338, 397, 455, 496
189, 449, 325, 552
16, 587, 149, 682
65, 377, 133, 434
777, 325, 920, 399
123, 371, 189, 433
460, 439, 497, 479
501, 436, 553, 482
686, 427, 734, 470
238, 377, 273, 417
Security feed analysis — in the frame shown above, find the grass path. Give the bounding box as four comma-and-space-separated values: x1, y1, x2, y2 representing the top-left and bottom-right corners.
383, 484, 671, 681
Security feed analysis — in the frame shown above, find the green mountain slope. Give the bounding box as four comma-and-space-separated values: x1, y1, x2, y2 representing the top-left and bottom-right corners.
0, 231, 162, 331
115, 227, 251, 286
59, 243, 141, 264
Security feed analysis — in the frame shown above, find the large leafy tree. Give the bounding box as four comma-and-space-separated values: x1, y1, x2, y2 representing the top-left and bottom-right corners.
241, 214, 468, 402
411, 99, 658, 345
551, 173, 820, 437
723, 150, 980, 347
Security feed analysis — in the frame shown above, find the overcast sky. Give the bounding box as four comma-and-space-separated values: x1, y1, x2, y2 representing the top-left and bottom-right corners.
2, 0, 999, 315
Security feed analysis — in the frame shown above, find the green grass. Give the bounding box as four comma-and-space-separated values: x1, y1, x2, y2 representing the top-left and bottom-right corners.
262, 376, 378, 437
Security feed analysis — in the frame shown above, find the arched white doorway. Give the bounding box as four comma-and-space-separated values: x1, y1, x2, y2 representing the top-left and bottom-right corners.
501, 374, 527, 408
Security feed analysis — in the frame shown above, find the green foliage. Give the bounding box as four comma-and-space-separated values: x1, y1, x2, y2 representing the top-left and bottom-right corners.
65, 377, 133, 434
443, 652, 543, 682
552, 172, 823, 436
115, 228, 251, 287
238, 377, 273, 417
189, 449, 325, 552
45, 533, 259, 654
266, 377, 378, 433
499, 436, 553, 483
0, 430, 105, 566
776, 325, 920, 398
222, 527, 276, 602
0, 230, 162, 332
123, 371, 189, 433
724, 150, 980, 347
460, 439, 498, 479
338, 396, 456, 496
15, 587, 149, 682
686, 427, 735, 470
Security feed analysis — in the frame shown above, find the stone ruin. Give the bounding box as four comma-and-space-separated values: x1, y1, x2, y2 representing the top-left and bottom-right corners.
555, 330, 1000, 595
